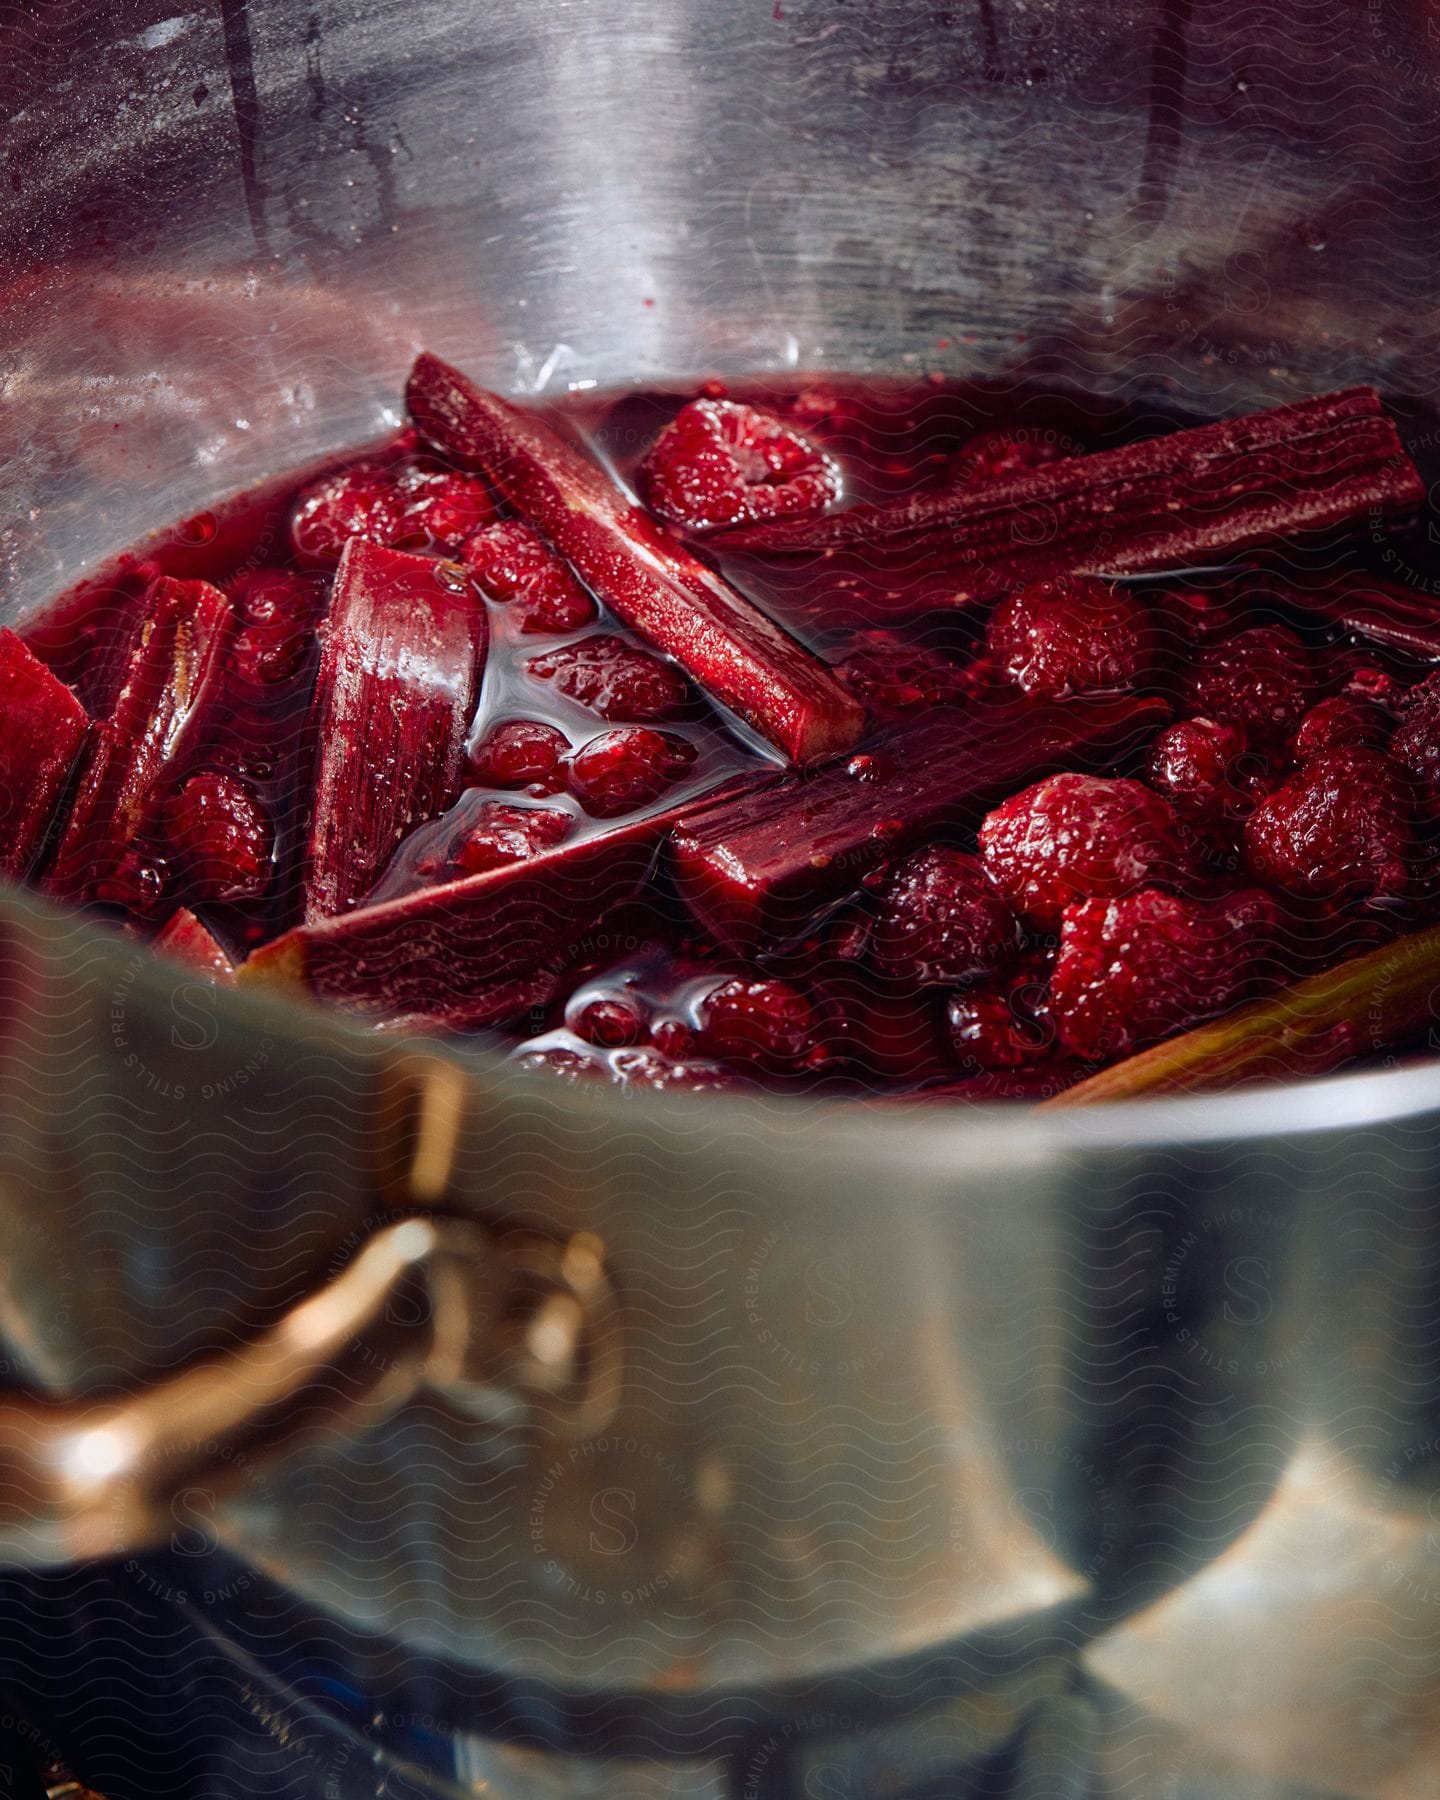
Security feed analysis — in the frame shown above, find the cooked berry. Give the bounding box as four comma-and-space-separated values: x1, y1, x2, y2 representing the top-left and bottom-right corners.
944, 986, 1046, 1071
96, 850, 167, 915
460, 519, 598, 634
163, 771, 274, 901
291, 462, 405, 565
449, 802, 573, 877
651, 1017, 698, 1059
525, 633, 691, 721
228, 570, 325, 685
1390, 671, 1440, 806
396, 462, 497, 547
1342, 664, 1405, 710
1291, 695, 1388, 760
873, 846, 1021, 985
638, 398, 841, 532
567, 728, 697, 816
835, 632, 970, 719
1245, 746, 1414, 902
1146, 715, 1263, 835
986, 575, 1155, 700
1050, 886, 1278, 1062
229, 567, 320, 629
291, 455, 495, 564
1179, 625, 1320, 740
467, 719, 571, 792
979, 773, 1191, 931
570, 995, 647, 1048
233, 620, 308, 686
695, 976, 818, 1070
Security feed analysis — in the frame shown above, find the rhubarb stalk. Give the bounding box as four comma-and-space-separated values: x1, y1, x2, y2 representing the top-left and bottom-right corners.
670, 694, 1170, 951
1041, 922, 1440, 1106
301, 540, 488, 920
711, 389, 1424, 603
245, 774, 767, 1029
1297, 569, 1440, 663
405, 353, 866, 765
0, 630, 89, 880
45, 577, 234, 904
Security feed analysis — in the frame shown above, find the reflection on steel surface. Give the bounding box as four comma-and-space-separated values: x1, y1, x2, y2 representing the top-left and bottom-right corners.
1089, 1432, 1440, 1798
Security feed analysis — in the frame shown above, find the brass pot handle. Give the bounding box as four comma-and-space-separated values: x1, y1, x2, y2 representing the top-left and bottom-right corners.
0, 1216, 621, 1567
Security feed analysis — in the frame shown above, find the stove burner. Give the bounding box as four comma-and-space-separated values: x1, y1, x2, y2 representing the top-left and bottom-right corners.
0, 1561, 1336, 1799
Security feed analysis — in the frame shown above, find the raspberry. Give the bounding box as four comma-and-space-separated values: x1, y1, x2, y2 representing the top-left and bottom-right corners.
96, 849, 167, 915
979, 773, 1191, 931
651, 1018, 698, 1059
944, 986, 1047, 1071
637, 398, 841, 532
1291, 695, 1388, 760
525, 634, 691, 721
567, 728, 697, 817
229, 567, 320, 629
291, 455, 495, 563
695, 976, 818, 1071
1146, 715, 1264, 835
395, 462, 497, 548
460, 520, 598, 634
986, 576, 1155, 700
1342, 664, 1405, 710
449, 802, 572, 877
570, 995, 647, 1048
163, 771, 273, 901
466, 720, 571, 793
228, 567, 323, 685
291, 461, 405, 564
1179, 625, 1320, 740
873, 846, 1021, 984
1050, 887, 1278, 1062
943, 951, 1058, 1072
1244, 747, 1414, 902
1390, 671, 1440, 806
835, 632, 970, 720
951, 428, 1071, 485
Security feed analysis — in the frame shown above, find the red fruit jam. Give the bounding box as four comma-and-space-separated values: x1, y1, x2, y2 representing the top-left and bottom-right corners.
10, 362, 1440, 1102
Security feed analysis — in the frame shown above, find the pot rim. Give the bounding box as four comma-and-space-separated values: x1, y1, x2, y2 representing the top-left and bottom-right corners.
12, 879, 1435, 1172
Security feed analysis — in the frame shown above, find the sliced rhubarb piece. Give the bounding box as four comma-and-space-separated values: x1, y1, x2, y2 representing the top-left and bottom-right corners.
670, 693, 1169, 951
1041, 920, 1440, 1106
710, 389, 1424, 599
0, 629, 89, 880
405, 353, 865, 764
302, 540, 487, 921
1298, 570, 1440, 662
243, 774, 766, 1029
152, 907, 236, 982
44, 577, 234, 906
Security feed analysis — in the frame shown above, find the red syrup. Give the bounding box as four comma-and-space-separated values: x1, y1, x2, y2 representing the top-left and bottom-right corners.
9, 364, 1440, 1101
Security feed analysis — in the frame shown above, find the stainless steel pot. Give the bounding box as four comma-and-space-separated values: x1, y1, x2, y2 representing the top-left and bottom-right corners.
4, 2, 1440, 1791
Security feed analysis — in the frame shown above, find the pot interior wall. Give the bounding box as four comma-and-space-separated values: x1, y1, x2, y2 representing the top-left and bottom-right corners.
4, 0, 1440, 620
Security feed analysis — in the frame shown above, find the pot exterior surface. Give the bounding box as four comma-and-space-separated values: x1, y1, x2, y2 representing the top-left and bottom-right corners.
3, 0, 1440, 1767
